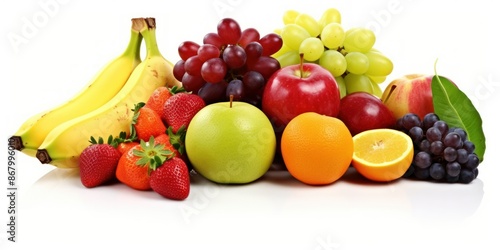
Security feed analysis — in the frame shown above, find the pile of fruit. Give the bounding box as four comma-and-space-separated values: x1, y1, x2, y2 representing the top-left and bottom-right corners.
9, 9, 486, 201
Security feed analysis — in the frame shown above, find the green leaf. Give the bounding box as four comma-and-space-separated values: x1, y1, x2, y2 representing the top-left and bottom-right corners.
431, 75, 486, 162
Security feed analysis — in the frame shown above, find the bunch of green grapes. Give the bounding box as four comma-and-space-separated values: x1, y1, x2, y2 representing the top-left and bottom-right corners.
272, 8, 393, 98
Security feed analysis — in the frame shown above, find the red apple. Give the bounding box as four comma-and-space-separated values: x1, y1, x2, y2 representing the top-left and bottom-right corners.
261, 62, 341, 133
338, 92, 395, 135
381, 74, 433, 120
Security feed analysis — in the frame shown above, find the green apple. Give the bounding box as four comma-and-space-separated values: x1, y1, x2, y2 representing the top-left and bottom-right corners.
185, 101, 276, 184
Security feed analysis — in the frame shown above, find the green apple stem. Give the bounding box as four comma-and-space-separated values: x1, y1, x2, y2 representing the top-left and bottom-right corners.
229, 94, 234, 108
299, 53, 304, 78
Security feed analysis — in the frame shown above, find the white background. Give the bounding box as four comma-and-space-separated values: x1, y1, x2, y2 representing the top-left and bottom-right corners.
1, 0, 499, 249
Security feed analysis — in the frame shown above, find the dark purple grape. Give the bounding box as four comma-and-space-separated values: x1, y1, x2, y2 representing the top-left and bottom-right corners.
217, 18, 242, 45
430, 141, 444, 155
443, 132, 463, 149
395, 118, 405, 132
409, 126, 424, 143
446, 174, 460, 183
429, 163, 445, 180
433, 120, 449, 135
446, 162, 461, 177
419, 139, 431, 153
238, 28, 260, 48
259, 33, 283, 56
173, 60, 186, 81
223, 45, 247, 69
464, 154, 479, 170
460, 169, 475, 184
181, 73, 205, 93
453, 128, 467, 141
197, 81, 227, 104
473, 168, 479, 178
226, 79, 245, 101
443, 147, 457, 162
463, 140, 475, 154
178, 41, 200, 61
425, 127, 442, 142
197, 44, 221, 62
414, 167, 430, 180
403, 164, 415, 178
201, 58, 227, 83
401, 113, 421, 130
203, 32, 225, 49
456, 148, 469, 164
422, 113, 439, 130
243, 71, 265, 91
414, 151, 432, 169
247, 56, 280, 80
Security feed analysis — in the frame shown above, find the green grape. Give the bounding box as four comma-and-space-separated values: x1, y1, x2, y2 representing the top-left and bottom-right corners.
365, 50, 393, 76
320, 23, 345, 49
344, 73, 373, 94
283, 10, 300, 25
276, 50, 301, 68
343, 28, 376, 53
299, 37, 324, 62
367, 75, 386, 84
371, 79, 383, 98
272, 43, 293, 58
294, 13, 321, 37
318, 8, 341, 28
281, 24, 311, 50
345, 52, 369, 75
335, 76, 347, 98
319, 50, 347, 77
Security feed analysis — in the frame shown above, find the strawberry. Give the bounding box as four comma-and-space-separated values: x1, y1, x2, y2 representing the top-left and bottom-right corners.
117, 141, 139, 155
116, 137, 173, 190
145, 86, 184, 116
131, 102, 166, 142
162, 92, 205, 133
150, 157, 190, 200
79, 136, 121, 188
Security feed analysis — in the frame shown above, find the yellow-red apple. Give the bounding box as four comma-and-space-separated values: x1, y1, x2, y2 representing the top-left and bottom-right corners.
381, 74, 433, 120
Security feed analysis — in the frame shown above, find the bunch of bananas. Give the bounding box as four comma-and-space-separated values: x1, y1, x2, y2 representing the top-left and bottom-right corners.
9, 17, 180, 168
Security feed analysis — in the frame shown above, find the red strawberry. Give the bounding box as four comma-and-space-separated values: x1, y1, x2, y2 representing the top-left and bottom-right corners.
79, 142, 121, 188
162, 93, 205, 133
150, 157, 190, 200
132, 102, 166, 142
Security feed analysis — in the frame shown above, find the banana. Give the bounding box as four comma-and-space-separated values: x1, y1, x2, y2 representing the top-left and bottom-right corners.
36, 17, 181, 168
9, 20, 143, 157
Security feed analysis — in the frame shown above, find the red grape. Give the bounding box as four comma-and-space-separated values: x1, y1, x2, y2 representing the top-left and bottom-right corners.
259, 33, 283, 56
203, 33, 224, 49
248, 56, 281, 80
244, 41, 263, 66
222, 45, 247, 69
181, 73, 205, 93
217, 18, 241, 45
198, 81, 227, 104
226, 79, 245, 101
201, 57, 227, 83
197, 44, 221, 62
173, 60, 186, 82
178, 41, 200, 61
184, 55, 203, 76
243, 71, 265, 91
238, 28, 260, 48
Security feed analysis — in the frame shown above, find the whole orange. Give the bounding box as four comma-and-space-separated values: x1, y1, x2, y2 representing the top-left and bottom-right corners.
281, 112, 353, 185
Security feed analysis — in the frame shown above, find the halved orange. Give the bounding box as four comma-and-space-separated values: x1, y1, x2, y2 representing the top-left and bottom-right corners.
351, 129, 414, 182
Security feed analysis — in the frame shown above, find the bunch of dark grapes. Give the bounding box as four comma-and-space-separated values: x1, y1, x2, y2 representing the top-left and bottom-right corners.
173, 18, 283, 108
396, 113, 480, 184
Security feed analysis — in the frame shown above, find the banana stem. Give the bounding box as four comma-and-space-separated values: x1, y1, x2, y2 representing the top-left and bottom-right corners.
140, 18, 162, 57
122, 26, 143, 60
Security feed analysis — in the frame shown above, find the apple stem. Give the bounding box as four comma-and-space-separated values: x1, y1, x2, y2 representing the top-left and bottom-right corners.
299, 53, 304, 79
229, 94, 233, 108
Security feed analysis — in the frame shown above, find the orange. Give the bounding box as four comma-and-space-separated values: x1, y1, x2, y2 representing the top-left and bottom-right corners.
351, 128, 414, 182
281, 112, 353, 185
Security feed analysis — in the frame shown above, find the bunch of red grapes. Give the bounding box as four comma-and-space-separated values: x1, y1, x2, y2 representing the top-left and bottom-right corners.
173, 18, 283, 107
